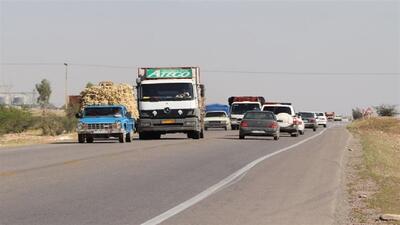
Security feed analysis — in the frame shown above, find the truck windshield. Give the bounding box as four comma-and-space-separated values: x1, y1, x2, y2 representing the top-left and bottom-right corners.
231, 103, 260, 114
206, 112, 227, 117
84, 107, 122, 117
263, 106, 292, 115
141, 83, 194, 101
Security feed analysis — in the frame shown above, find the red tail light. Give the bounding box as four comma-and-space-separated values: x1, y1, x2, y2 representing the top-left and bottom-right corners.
269, 122, 278, 128
293, 118, 299, 125
310, 118, 316, 122
240, 121, 248, 127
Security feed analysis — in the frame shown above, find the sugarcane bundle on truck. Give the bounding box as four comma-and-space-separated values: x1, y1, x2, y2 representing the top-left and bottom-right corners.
75, 81, 138, 143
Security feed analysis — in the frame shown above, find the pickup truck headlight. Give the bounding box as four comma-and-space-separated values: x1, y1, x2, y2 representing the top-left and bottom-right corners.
77, 123, 84, 130
112, 122, 122, 129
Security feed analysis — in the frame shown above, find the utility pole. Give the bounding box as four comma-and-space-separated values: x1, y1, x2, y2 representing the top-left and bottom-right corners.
64, 63, 68, 109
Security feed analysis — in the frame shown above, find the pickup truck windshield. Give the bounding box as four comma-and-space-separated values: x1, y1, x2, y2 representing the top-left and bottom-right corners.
263, 106, 292, 115
84, 107, 122, 117
231, 103, 260, 114
141, 83, 194, 101
206, 112, 226, 117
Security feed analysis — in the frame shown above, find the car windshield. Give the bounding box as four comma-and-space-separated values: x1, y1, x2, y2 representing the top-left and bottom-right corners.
317, 112, 324, 116
244, 112, 275, 120
84, 107, 122, 117
141, 83, 193, 101
299, 112, 315, 118
263, 106, 291, 114
231, 103, 260, 114
206, 112, 226, 117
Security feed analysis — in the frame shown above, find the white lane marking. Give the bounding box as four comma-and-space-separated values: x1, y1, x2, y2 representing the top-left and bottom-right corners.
141, 129, 328, 225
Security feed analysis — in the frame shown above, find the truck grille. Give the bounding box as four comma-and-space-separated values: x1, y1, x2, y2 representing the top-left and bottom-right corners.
88, 123, 112, 130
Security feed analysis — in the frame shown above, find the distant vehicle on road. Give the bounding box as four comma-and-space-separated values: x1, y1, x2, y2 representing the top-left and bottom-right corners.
204, 111, 230, 130
298, 112, 318, 132
315, 112, 327, 128
228, 96, 265, 130
239, 111, 280, 140
76, 105, 135, 143
325, 112, 335, 121
262, 103, 305, 137
334, 115, 343, 121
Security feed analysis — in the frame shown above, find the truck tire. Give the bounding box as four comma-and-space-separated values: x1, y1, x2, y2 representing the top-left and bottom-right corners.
239, 134, 245, 139
274, 135, 279, 140
200, 129, 204, 139
119, 133, 126, 143
191, 131, 200, 139
86, 136, 94, 143
152, 133, 161, 139
78, 134, 85, 143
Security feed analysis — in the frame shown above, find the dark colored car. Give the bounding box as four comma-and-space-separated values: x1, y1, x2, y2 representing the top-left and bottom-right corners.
298, 112, 318, 132
239, 111, 280, 140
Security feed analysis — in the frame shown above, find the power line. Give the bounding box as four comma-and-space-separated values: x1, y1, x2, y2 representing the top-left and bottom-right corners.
1, 63, 399, 75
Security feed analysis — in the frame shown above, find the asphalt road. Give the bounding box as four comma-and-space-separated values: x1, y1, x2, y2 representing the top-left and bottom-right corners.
0, 122, 349, 225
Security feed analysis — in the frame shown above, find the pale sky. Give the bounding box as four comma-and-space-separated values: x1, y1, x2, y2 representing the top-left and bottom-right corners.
1, 1, 399, 115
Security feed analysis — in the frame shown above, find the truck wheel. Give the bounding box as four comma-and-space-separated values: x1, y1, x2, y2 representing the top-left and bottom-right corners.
86, 136, 94, 143
239, 134, 245, 139
152, 133, 161, 139
126, 131, 133, 142
224, 126, 227, 131
200, 129, 204, 139
119, 133, 126, 143
191, 131, 200, 139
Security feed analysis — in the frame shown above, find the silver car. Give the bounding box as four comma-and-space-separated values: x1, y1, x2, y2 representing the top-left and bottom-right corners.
239, 111, 280, 140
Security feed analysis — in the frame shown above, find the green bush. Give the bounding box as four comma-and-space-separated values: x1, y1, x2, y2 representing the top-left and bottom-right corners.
374, 104, 397, 117
36, 113, 77, 136
352, 108, 363, 120
0, 106, 34, 134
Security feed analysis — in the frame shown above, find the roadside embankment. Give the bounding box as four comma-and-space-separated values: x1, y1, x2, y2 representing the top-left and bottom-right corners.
347, 117, 400, 224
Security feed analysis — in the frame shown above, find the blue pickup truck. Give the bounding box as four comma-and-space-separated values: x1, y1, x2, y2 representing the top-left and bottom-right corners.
76, 105, 135, 143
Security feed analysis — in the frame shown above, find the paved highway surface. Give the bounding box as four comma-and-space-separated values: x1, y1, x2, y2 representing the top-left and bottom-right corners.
0, 123, 349, 225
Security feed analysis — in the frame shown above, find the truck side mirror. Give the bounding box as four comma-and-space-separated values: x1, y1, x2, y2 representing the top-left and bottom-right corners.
75, 112, 83, 118
200, 84, 205, 97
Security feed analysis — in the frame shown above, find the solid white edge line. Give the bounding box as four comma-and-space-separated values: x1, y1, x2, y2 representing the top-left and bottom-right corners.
140, 128, 328, 225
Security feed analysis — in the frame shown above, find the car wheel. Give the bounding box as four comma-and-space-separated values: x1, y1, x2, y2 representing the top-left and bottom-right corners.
205, 127, 208, 131
224, 126, 227, 131
78, 134, 85, 143
190, 131, 200, 139
274, 134, 279, 140
299, 130, 304, 135
239, 135, 245, 139
313, 127, 317, 132
324, 124, 327, 128
291, 131, 299, 137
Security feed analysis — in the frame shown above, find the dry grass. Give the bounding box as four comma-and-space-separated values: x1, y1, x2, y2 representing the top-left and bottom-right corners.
348, 117, 400, 223
0, 130, 75, 148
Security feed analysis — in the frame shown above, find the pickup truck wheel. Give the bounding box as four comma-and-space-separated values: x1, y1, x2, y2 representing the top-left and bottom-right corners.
86, 136, 94, 143
126, 131, 133, 142
119, 133, 126, 143
78, 134, 85, 143
200, 129, 204, 139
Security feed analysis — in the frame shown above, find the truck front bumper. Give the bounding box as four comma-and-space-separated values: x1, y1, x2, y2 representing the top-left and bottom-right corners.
138, 118, 199, 133
77, 128, 125, 135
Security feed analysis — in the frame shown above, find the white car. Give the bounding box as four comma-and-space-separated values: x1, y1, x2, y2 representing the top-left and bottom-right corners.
204, 111, 231, 130
262, 103, 305, 137
315, 112, 327, 128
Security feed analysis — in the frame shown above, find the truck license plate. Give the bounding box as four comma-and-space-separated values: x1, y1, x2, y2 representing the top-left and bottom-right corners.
162, 119, 176, 124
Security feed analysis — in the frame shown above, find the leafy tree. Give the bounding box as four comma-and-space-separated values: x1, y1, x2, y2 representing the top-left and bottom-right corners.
85, 82, 94, 88
352, 108, 363, 120
374, 104, 397, 117
35, 79, 52, 107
